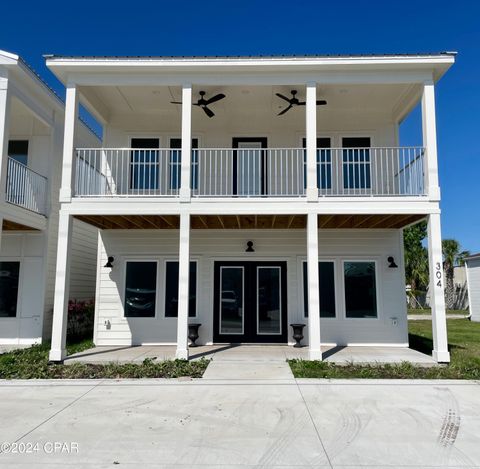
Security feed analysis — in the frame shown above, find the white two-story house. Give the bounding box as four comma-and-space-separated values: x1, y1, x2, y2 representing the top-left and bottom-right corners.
0, 50, 99, 346
45, 53, 454, 363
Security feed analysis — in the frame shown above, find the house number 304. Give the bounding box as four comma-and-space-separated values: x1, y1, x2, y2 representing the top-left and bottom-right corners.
435, 262, 442, 288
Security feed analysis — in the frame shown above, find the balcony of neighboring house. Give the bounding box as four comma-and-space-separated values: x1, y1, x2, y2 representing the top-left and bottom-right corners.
73, 144, 425, 199
5, 155, 48, 215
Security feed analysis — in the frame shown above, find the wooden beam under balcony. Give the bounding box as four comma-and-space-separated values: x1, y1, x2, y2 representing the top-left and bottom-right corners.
72, 213, 425, 230
2, 219, 40, 231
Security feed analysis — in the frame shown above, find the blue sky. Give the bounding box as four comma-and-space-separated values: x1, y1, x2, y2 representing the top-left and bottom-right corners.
1, 0, 479, 252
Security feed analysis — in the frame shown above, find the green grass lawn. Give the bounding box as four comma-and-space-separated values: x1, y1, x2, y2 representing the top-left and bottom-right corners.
0, 340, 208, 379
408, 308, 468, 315
289, 319, 480, 379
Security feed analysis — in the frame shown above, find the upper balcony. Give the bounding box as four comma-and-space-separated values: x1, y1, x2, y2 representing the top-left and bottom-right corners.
74, 145, 425, 199
46, 53, 455, 207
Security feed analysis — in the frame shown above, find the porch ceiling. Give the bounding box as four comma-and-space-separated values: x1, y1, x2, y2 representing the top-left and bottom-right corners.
79, 83, 421, 124
73, 214, 425, 230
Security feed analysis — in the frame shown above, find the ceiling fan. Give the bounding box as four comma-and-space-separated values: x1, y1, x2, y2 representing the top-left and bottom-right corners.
171, 90, 226, 118
276, 90, 327, 115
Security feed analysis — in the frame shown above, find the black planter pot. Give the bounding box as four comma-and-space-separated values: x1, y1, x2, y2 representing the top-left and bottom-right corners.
188, 323, 202, 347
290, 323, 306, 348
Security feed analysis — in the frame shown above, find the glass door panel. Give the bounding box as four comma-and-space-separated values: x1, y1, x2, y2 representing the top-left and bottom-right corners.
219, 266, 244, 334
257, 267, 281, 335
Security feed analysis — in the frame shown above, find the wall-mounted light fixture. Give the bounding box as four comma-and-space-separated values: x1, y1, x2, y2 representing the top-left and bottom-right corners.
104, 256, 115, 268
245, 241, 255, 253
387, 256, 398, 268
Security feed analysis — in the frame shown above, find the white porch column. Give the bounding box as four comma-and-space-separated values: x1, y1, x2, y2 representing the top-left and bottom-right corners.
307, 212, 322, 360
422, 80, 440, 201
48, 211, 73, 362
59, 83, 78, 203
179, 84, 192, 202
305, 82, 318, 202
0, 72, 11, 207
427, 213, 450, 363
176, 212, 190, 359
0, 73, 11, 253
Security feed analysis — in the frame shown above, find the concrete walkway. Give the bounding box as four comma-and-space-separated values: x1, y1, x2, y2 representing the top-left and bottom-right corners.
65, 344, 436, 371
0, 378, 479, 468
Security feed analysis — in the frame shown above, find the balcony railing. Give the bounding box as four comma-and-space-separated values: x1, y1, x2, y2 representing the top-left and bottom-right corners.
74, 147, 425, 199
5, 158, 48, 215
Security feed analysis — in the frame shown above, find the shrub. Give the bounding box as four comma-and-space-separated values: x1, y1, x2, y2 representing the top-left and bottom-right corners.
67, 299, 95, 342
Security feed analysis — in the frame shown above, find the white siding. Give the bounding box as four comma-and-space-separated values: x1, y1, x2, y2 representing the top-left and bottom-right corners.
0, 233, 45, 344
94, 229, 408, 347
466, 258, 480, 322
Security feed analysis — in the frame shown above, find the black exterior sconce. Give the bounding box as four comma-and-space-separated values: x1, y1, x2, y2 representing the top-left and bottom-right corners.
245, 241, 255, 252
104, 256, 115, 268
388, 256, 398, 268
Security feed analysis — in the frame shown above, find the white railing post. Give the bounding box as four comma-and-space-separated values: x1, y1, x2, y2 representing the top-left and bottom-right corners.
306, 82, 318, 202
59, 83, 78, 203
176, 212, 190, 359
49, 211, 73, 363
422, 80, 440, 201
307, 212, 322, 359
180, 84, 192, 202
0, 71, 11, 208
427, 212, 450, 363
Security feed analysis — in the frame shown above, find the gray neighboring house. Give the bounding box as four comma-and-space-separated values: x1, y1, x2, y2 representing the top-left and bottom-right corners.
466, 253, 480, 322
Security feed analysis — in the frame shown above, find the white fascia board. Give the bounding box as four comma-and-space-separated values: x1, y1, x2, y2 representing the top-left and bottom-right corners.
0, 49, 19, 65
46, 55, 455, 85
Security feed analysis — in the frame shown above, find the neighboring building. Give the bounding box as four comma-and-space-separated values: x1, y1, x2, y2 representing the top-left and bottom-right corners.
45, 53, 454, 363
466, 253, 480, 322
0, 50, 100, 345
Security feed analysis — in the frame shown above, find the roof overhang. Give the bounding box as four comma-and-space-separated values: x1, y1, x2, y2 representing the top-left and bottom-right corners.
45, 53, 456, 86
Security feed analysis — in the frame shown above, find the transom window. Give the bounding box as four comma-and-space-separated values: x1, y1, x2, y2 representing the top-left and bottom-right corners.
164, 261, 197, 317
302, 261, 336, 318
0, 261, 20, 318
344, 261, 377, 318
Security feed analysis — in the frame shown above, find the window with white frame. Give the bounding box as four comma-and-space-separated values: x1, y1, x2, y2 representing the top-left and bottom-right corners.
302, 261, 336, 318
124, 261, 157, 318
164, 261, 197, 317
344, 261, 377, 318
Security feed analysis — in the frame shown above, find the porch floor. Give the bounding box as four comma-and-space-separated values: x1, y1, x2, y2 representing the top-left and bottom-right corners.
64, 344, 436, 366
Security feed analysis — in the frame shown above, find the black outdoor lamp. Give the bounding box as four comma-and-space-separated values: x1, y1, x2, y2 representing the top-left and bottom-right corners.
388, 256, 398, 268
245, 241, 255, 252
104, 256, 115, 268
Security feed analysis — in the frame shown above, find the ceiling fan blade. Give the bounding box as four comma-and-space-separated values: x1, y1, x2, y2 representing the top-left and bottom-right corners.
297, 102, 306, 105
202, 106, 215, 118
170, 101, 182, 105
205, 93, 226, 105
276, 93, 292, 103
277, 105, 293, 116
316, 100, 327, 105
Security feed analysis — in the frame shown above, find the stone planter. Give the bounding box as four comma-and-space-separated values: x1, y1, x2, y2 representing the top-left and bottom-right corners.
188, 323, 202, 347
290, 323, 306, 348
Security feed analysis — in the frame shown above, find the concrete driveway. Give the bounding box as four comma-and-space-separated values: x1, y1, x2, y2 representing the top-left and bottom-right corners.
0, 378, 479, 468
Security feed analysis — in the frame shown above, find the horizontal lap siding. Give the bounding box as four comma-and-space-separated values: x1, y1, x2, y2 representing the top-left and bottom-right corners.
467, 259, 480, 322
95, 229, 407, 346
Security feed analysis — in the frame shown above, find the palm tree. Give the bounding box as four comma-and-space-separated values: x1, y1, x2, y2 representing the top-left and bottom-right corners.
442, 239, 470, 309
